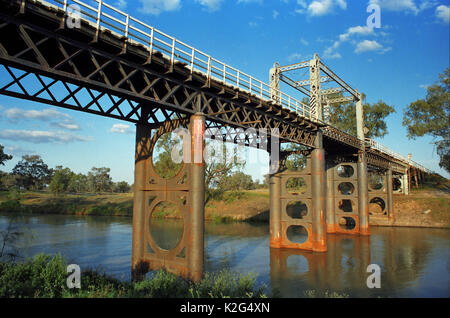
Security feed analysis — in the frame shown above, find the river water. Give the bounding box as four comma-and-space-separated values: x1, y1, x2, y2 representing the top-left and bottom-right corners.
0, 214, 449, 298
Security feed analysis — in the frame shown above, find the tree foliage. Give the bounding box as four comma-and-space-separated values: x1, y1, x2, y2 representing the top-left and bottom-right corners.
403, 68, 450, 173
328, 93, 395, 138
0, 145, 12, 166
12, 155, 51, 190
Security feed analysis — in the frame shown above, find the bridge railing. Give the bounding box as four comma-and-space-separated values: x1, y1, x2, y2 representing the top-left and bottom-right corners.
41, 0, 313, 120
366, 138, 434, 174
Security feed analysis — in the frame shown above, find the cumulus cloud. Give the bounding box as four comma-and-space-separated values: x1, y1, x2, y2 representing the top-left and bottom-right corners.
5, 108, 71, 122
0, 130, 92, 143
140, 0, 181, 15
369, 0, 438, 15
354, 40, 391, 54
4, 145, 36, 156
4, 107, 81, 131
296, 0, 347, 16
436, 5, 450, 24
196, 0, 223, 12
323, 24, 386, 59
110, 123, 132, 134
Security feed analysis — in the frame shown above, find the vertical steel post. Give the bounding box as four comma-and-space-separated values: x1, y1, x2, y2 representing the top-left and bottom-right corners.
269, 141, 282, 248
309, 54, 322, 120
402, 173, 409, 195
269, 63, 280, 104
311, 132, 327, 252
188, 113, 205, 282
386, 168, 394, 220
326, 162, 336, 233
356, 93, 370, 235
357, 151, 370, 235
131, 122, 151, 281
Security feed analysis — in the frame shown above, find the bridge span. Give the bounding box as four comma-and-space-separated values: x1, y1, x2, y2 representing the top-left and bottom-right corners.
0, 0, 435, 281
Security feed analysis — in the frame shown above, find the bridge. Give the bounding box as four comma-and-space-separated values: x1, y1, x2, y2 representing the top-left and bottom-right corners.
0, 0, 435, 281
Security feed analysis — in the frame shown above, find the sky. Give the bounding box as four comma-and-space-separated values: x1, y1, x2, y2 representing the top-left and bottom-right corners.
0, 0, 449, 183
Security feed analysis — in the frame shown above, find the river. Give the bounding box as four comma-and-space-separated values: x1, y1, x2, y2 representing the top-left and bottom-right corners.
0, 213, 449, 298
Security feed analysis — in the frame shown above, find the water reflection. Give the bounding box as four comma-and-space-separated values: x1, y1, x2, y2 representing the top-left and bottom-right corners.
0, 214, 448, 297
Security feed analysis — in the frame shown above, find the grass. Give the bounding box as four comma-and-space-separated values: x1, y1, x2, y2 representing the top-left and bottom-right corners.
0, 254, 267, 298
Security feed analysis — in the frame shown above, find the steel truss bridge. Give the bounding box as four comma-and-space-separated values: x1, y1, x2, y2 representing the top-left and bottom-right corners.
0, 0, 435, 281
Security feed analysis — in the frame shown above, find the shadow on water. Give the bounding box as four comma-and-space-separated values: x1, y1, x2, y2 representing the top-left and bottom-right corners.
0, 213, 449, 297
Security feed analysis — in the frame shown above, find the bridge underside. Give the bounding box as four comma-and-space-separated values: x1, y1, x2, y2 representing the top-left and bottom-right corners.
0, 0, 428, 282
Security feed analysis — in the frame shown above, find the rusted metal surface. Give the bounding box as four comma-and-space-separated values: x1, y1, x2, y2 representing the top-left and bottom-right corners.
358, 152, 370, 236
132, 114, 205, 282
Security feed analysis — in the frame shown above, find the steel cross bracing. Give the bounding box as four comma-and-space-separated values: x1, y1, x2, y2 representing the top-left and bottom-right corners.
0, 0, 433, 174
0, 0, 321, 148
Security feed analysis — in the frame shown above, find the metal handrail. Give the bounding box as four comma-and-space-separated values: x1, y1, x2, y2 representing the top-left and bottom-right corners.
41, 0, 313, 121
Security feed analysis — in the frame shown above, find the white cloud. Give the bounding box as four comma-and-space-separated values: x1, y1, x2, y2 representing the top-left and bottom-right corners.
369, 0, 438, 15
287, 52, 303, 62
354, 40, 391, 54
4, 145, 36, 156
237, 0, 263, 4
114, 0, 127, 10
140, 0, 181, 15
51, 122, 81, 131
300, 38, 309, 46
297, 0, 347, 16
339, 25, 375, 42
436, 5, 450, 24
273, 10, 280, 19
5, 108, 71, 122
4, 107, 81, 131
110, 123, 132, 134
0, 130, 91, 143
196, 0, 223, 12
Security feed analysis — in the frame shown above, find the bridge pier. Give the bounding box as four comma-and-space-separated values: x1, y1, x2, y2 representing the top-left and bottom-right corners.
358, 151, 370, 235
269, 137, 327, 252
132, 113, 205, 282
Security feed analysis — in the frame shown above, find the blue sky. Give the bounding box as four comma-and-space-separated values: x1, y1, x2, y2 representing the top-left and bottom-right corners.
0, 0, 449, 183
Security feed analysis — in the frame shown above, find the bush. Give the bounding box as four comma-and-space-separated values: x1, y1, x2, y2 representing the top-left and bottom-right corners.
0, 255, 267, 298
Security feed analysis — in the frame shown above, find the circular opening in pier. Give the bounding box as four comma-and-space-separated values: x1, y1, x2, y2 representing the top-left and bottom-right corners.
285, 152, 307, 172
286, 201, 308, 219
337, 165, 354, 178
152, 132, 184, 180
338, 182, 355, 195
149, 201, 184, 251
369, 174, 384, 191
338, 217, 356, 230
338, 199, 356, 213
286, 177, 307, 195
369, 197, 386, 215
286, 225, 308, 244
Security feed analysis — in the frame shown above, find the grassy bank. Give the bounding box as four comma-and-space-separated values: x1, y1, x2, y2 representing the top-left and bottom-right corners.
0, 254, 267, 298
0, 184, 448, 227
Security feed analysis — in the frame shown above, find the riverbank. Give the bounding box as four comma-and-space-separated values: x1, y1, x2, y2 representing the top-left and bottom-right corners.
0, 184, 448, 228
0, 254, 267, 298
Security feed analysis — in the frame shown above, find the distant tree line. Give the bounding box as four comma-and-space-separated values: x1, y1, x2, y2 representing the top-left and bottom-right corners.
0, 152, 131, 194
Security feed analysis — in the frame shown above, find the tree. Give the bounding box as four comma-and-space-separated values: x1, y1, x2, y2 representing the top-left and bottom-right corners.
328, 93, 395, 138
218, 172, 255, 191
49, 166, 73, 195
88, 167, 113, 193
0, 145, 12, 166
114, 181, 131, 193
403, 69, 450, 173
67, 173, 89, 193
12, 155, 51, 190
